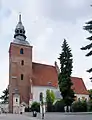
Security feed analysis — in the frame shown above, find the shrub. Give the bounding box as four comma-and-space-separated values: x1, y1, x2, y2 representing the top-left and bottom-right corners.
53, 99, 65, 112
71, 100, 87, 112
87, 100, 92, 112
31, 102, 40, 112
46, 90, 55, 112
25, 107, 29, 112
25, 106, 31, 112
47, 102, 53, 112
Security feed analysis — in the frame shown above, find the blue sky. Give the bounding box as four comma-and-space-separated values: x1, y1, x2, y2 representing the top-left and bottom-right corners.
0, 0, 92, 95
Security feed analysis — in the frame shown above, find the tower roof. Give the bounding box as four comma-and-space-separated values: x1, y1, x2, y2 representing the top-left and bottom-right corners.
13, 14, 30, 46
16, 14, 25, 30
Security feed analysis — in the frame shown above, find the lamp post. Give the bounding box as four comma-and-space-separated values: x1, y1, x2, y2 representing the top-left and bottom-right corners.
40, 92, 44, 119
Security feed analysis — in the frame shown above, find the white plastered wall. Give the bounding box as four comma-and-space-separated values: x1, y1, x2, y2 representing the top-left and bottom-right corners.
32, 86, 58, 102
75, 94, 89, 101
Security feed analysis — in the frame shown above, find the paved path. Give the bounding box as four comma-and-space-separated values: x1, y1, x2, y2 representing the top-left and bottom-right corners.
0, 113, 92, 120
0, 114, 38, 120
43, 113, 92, 120
25, 112, 92, 120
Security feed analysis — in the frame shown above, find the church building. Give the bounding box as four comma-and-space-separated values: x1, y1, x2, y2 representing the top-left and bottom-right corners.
9, 15, 89, 113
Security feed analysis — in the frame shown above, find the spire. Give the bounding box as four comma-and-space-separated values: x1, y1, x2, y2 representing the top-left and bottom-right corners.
14, 14, 26, 40
13, 14, 30, 46
19, 14, 22, 23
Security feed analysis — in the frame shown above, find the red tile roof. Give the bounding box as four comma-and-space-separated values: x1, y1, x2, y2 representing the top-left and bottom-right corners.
32, 62, 58, 88
32, 62, 89, 95
71, 77, 89, 95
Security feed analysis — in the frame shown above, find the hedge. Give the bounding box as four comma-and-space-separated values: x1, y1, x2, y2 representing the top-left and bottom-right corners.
52, 100, 65, 112
71, 100, 87, 112
87, 100, 92, 112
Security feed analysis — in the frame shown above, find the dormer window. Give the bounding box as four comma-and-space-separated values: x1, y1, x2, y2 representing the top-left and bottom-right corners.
20, 48, 24, 54
48, 82, 52, 86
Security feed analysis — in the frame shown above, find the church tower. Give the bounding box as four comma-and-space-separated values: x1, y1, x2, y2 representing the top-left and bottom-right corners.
9, 14, 32, 113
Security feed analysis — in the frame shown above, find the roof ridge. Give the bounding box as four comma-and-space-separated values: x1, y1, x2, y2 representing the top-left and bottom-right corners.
32, 61, 55, 67
71, 76, 82, 79
81, 78, 88, 91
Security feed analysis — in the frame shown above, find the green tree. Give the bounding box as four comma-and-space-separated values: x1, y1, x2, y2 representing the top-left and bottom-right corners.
0, 87, 9, 103
81, 19, 92, 80
58, 39, 75, 107
88, 89, 92, 99
46, 89, 55, 112
50, 90, 55, 103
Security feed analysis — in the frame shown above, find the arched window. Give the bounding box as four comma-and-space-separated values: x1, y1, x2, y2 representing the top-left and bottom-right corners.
20, 48, 24, 54
21, 60, 24, 65
39, 92, 43, 101
16, 29, 19, 33
21, 74, 23, 80
16, 98, 18, 102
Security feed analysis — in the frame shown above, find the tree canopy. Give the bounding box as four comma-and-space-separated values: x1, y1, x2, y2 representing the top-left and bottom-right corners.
81, 19, 92, 79
0, 87, 9, 103
88, 89, 92, 99
58, 39, 75, 106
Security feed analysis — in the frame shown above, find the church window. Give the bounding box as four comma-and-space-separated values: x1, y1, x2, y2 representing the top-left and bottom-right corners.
23, 30, 25, 34
20, 48, 24, 54
21, 60, 24, 65
82, 96, 85, 100
78, 98, 80, 101
39, 92, 43, 101
16, 98, 18, 102
20, 30, 22, 33
16, 29, 19, 33
21, 74, 24, 80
